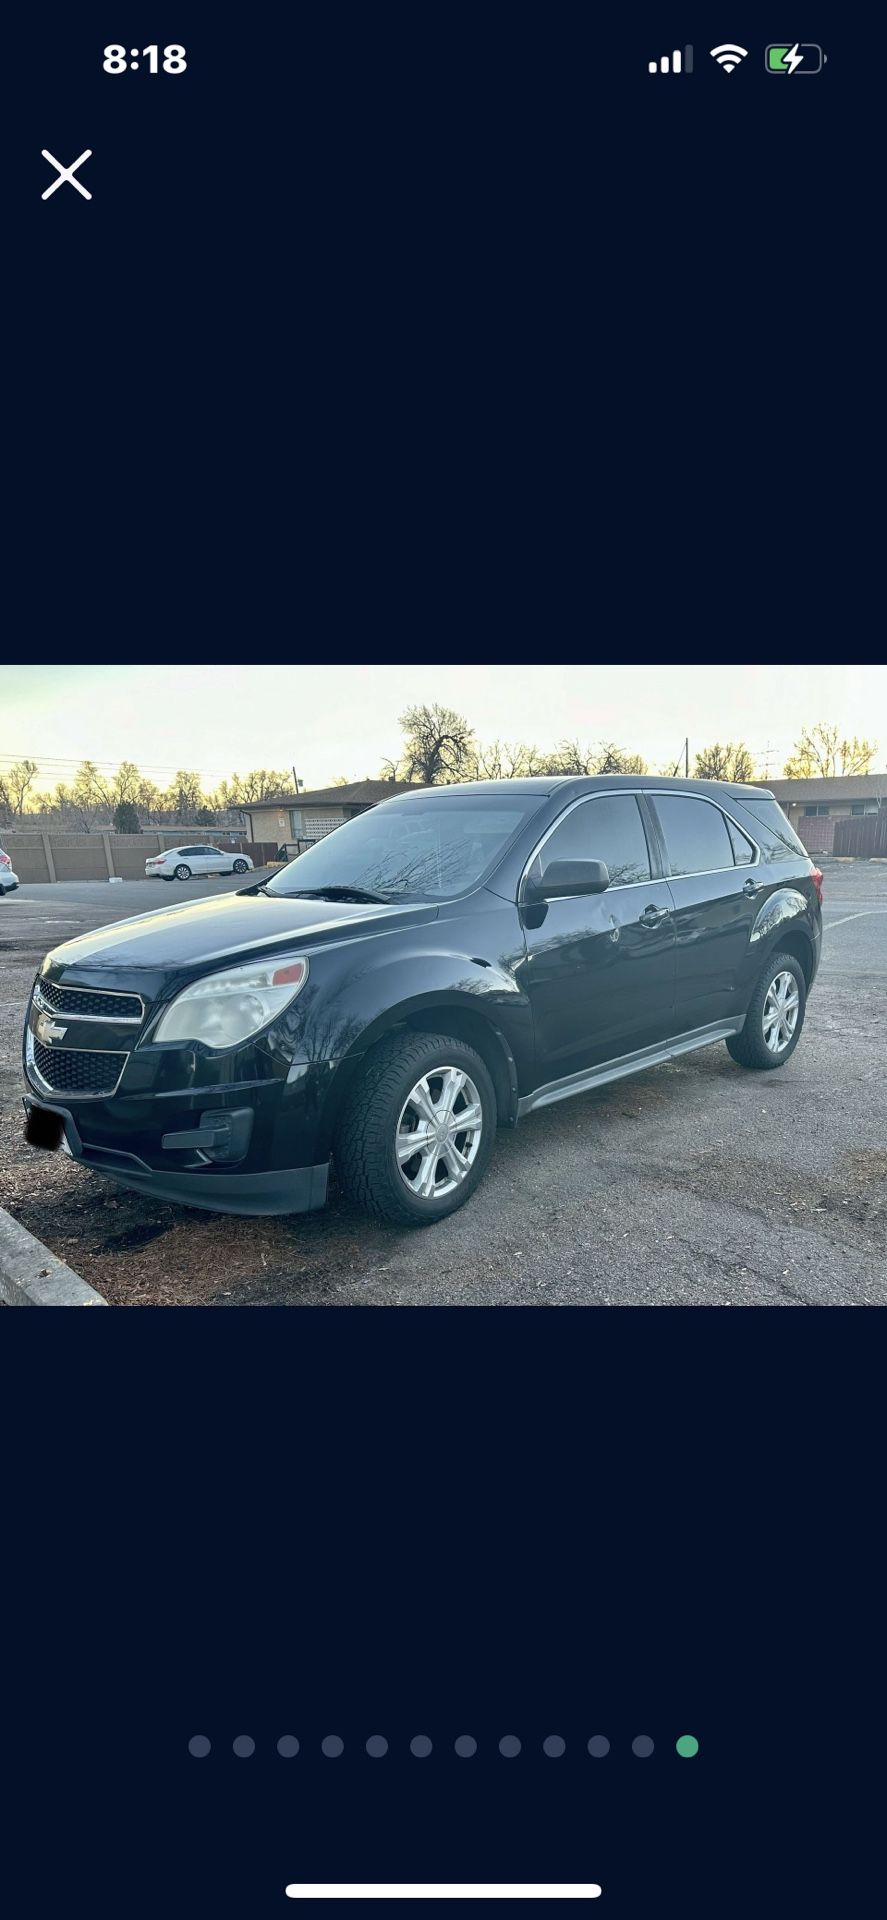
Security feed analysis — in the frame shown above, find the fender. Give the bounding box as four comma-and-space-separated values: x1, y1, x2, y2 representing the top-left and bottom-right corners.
284, 941, 531, 1151
749, 887, 811, 947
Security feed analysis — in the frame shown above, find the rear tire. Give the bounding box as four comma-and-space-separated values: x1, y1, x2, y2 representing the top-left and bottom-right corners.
162, 875, 175, 883
335, 1032, 497, 1226
726, 951, 806, 1071
233, 858, 248, 873
175, 864, 192, 881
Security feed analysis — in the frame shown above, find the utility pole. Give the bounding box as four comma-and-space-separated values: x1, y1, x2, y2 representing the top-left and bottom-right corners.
684, 736, 689, 778
292, 765, 302, 794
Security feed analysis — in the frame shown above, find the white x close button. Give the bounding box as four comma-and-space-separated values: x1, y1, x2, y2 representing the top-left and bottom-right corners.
41, 149, 93, 200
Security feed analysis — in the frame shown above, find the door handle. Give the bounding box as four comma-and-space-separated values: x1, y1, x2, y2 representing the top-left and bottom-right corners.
743, 879, 762, 897
639, 904, 669, 927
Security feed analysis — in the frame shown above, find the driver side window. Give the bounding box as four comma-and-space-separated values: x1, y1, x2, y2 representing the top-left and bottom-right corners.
532, 795, 653, 890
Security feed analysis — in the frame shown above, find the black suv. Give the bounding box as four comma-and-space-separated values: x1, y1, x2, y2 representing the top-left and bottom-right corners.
23, 777, 822, 1226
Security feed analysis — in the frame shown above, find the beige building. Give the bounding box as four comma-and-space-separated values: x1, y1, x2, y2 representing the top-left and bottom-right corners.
757, 775, 885, 829
241, 779, 415, 851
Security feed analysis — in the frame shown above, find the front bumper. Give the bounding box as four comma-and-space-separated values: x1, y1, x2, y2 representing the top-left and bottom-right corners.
22, 1093, 330, 1215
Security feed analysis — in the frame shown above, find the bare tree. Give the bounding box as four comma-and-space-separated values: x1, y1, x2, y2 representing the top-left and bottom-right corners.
71, 760, 113, 830
5, 759, 39, 815
137, 778, 164, 824
164, 770, 205, 826
694, 741, 755, 783
396, 704, 475, 785
784, 725, 877, 779
112, 760, 143, 807
594, 743, 649, 775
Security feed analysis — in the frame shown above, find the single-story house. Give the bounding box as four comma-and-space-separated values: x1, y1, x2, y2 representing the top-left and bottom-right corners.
240, 779, 415, 850
752, 775, 885, 854
753, 775, 885, 825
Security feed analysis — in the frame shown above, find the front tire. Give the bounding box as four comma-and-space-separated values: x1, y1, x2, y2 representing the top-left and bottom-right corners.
335, 1032, 497, 1225
174, 864, 192, 881
727, 951, 807, 1071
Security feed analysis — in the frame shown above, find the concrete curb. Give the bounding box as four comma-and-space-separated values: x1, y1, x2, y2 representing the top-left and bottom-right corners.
0, 1206, 108, 1307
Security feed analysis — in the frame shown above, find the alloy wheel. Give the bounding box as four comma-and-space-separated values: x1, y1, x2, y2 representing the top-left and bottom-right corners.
395, 1066, 484, 1200
763, 970, 800, 1053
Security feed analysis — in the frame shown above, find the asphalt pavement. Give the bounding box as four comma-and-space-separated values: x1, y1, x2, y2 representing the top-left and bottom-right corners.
1, 862, 885, 1306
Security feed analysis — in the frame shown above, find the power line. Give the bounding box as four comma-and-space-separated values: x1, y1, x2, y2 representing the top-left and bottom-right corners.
0, 752, 243, 778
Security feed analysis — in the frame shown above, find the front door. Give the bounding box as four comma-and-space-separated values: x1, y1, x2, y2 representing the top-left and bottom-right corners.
521, 793, 676, 1085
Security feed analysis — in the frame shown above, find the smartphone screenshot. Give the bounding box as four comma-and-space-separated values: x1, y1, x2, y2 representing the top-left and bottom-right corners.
4, 13, 879, 1918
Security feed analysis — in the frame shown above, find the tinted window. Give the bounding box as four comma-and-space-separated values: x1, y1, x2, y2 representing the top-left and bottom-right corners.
726, 816, 755, 865
733, 798, 807, 862
535, 795, 652, 888
654, 796, 733, 875
267, 796, 543, 901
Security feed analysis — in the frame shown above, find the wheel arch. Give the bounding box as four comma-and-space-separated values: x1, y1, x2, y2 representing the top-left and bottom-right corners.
767, 927, 816, 988
750, 888, 816, 987
316, 994, 522, 1153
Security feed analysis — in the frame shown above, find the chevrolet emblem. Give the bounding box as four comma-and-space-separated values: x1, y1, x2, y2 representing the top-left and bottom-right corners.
36, 1014, 67, 1044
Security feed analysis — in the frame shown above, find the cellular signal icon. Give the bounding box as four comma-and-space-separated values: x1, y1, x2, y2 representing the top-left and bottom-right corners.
647, 45, 693, 74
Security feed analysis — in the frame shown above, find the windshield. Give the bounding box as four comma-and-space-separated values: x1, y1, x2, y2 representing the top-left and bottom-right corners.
265, 797, 542, 901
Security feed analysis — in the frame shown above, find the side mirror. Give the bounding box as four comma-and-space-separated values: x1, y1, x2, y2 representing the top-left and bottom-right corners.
530, 858, 611, 901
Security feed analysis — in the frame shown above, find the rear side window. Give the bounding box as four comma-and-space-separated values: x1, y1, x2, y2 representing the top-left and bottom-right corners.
725, 817, 756, 866
733, 798, 807, 862
653, 796, 733, 875
535, 794, 652, 888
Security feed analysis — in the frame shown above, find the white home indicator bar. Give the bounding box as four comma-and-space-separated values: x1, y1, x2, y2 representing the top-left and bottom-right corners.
285, 1888, 602, 1901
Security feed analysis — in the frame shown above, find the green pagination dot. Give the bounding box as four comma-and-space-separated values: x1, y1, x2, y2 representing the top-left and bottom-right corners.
676, 1735, 699, 1758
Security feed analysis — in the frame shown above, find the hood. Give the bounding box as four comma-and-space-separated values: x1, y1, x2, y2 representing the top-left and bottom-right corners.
44, 889, 439, 973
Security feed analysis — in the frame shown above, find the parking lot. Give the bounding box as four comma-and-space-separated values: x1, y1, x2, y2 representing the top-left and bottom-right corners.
1, 864, 886, 1306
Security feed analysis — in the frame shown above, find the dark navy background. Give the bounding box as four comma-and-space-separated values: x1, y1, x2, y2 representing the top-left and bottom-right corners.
6, 1314, 877, 1914
6, 8, 877, 1915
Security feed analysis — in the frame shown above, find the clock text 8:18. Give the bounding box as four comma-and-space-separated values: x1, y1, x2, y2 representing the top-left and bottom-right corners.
103, 46, 187, 74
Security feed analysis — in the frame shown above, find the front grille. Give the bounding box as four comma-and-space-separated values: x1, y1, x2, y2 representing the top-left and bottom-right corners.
36, 979, 143, 1022
31, 1041, 126, 1095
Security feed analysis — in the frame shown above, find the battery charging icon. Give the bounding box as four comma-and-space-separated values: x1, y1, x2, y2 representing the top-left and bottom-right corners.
765, 42, 825, 74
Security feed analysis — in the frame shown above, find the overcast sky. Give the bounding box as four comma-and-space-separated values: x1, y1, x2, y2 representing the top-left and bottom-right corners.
4, 663, 885, 792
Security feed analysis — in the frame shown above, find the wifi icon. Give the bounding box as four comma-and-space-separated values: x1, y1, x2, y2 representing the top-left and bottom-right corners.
709, 43, 749, 72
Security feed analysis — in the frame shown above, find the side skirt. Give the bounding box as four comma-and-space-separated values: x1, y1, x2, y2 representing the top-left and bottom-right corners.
518, 1020, 746, 1117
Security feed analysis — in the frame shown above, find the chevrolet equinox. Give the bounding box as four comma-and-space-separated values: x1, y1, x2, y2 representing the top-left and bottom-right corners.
23, 777, 822, 1225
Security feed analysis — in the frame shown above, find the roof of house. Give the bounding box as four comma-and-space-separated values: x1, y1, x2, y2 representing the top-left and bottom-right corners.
245, 779, 415, 811
754, 775, 886, 802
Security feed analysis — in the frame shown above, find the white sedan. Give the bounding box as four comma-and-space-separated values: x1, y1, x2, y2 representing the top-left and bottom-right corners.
0, 848, 20, 894
145, 844, 255, 882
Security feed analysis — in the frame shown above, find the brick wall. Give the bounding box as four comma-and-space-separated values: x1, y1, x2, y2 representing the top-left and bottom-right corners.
794, 816, 837, 855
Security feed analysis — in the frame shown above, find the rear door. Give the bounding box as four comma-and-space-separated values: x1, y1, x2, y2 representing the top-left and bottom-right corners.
522, 792, 676, 1082
644, 793, 761, 1032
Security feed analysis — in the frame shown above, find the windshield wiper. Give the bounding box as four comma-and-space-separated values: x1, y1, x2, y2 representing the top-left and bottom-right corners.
285, 885, 391, 904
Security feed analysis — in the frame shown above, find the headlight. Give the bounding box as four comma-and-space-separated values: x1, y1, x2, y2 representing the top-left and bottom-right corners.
153, 955, 309, 1049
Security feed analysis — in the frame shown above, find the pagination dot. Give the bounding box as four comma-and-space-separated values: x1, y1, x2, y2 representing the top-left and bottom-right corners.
543, 1735, 565, 1757
366, 1735, 388, 1758
676, 1734, 699, 1758
632, 1736, 654, 1758
410, 1735, 433, 1758
188, 1735, 211, 1758
587, 1736, 610, 1757
277, 1736, 300, 1758
322, 1736, 344, 1758
499, 1735, 521, 1758
233, 1735, 255, 1758
454, 1735, 477, 1757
